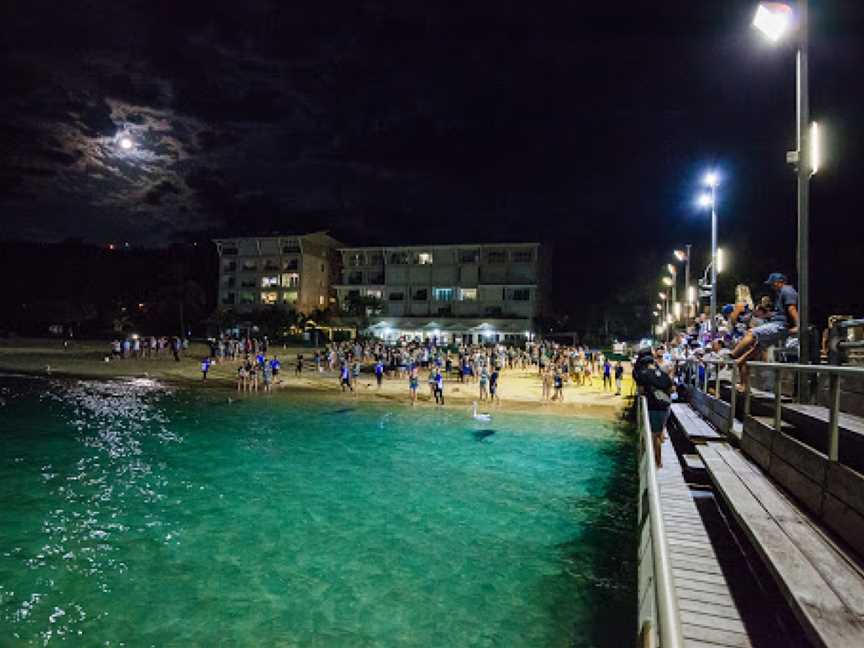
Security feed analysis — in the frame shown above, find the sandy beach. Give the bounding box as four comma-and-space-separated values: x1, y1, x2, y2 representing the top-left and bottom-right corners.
0, 338, 633, 421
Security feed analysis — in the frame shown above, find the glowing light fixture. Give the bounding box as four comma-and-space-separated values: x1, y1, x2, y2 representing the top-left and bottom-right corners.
717, 248, 725, 273
674, 249, 686, 261
697, 193, 713, 209
753, 2, 793, 42
659, 292, 667, 300
810, 121, 820, 175
667, 264, 676, 275
687, 286, 696, 305
662, 277, 674, 287
704, 171, 719, 188
674, 302, 682, 318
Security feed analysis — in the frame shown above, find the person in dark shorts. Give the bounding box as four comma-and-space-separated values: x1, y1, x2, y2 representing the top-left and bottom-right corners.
633, 349, 673, 468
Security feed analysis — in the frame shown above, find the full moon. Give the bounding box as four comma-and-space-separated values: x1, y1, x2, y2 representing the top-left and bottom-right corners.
119, 136, 133, 150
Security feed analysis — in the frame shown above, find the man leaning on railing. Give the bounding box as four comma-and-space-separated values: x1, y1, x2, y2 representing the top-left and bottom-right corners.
634, 348, 675, 468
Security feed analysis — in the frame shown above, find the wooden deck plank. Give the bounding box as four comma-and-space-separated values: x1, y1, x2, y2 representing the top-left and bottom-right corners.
681, 622, 752, 647
712, 443, 864, 617
698, 443, 864, 648
681, 610, 749, 635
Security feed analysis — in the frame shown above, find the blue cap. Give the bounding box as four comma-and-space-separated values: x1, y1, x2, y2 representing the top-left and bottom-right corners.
721, 304, 735, 316
764, 272, 786, 285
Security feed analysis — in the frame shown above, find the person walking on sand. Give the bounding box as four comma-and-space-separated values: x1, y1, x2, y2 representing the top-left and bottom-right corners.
340, 363, 353, 392
375, 359, 384, 389
201, 357, 211, 381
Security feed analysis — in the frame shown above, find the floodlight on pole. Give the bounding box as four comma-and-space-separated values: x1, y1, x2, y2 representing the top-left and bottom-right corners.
674, 249, 686, 262
717, 248, 725, 273
697, 193, 713, 208
810, 121, 820, 175
753, 2, 793, 42
667, 264, 677, 275
662, 276, 673, 287
753, 0, 814, 392
659, 292, 667, 301
697, 171, 720, 336
704, 171, 719, 188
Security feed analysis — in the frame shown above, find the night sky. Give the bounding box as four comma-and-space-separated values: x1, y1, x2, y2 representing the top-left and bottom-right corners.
1, 1, 862, 327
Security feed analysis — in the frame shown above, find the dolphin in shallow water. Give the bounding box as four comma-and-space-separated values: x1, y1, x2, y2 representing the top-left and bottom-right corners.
327, 408, 356, 415
472, 429, 495, 442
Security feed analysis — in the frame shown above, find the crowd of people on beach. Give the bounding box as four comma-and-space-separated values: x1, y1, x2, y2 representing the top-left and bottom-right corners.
156, 332, 631, 407
635, 271, 799, 467
108, 335, 189, 362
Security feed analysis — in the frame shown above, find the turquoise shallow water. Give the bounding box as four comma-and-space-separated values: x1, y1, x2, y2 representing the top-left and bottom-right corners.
0, 375, 635, 647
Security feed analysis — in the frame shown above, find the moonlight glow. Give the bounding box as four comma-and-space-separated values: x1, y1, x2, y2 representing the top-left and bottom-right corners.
119, 136, 133, 150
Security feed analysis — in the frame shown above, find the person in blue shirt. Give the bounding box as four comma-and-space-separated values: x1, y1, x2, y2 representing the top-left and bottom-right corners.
270, 356, 281, 383
433, 370, 444, 405
603, 359, 612, 391
732, 273, 799, 391
375, 359, 384, 388
201, 357, 211, 380
340, 363, 353, 392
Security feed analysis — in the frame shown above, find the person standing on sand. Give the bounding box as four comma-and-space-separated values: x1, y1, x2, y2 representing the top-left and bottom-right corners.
375, 359, 384, 389
201, 357, 211, 380
340, 363, 353, 392
602, 359, 612, 391
479, 367, 489, 401
270, 356, 281, 384
295, 353, 303, 377
433, 369, 444, 405
614, 362, 624, 396
553, 368, 564, 401
262, 360, 273, 393
489, 368, 500, 405
409, 366, 419, 405
542, 369, 552, 401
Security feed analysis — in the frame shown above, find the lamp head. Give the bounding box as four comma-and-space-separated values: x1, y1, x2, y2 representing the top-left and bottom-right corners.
753, 2, 793, 42
674, 249, 686, 261
703, 171, 719, 188
697, 193, 714, 209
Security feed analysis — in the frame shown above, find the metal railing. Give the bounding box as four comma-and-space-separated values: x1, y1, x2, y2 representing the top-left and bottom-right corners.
676, 356, 864, 466
637, 395, 684, 648
747, 361, 864, 462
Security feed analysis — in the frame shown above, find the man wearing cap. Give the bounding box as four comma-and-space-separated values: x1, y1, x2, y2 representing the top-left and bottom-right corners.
731, 273, 799, 389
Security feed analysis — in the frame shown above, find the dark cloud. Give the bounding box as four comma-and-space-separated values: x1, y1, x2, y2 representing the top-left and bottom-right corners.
143, 180, 180, 205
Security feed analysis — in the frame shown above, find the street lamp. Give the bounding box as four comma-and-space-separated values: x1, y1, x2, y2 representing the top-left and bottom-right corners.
753, 0, 815, 386
697, 172, 719, 336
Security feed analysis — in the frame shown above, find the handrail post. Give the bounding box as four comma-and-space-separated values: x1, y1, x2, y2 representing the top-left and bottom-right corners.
715, 360, 721, 396
729, 363, 738, 434
744, 374, 752, 418
774, 369, 783, 432
639, 395, 684, 648
828, 373, 840, 461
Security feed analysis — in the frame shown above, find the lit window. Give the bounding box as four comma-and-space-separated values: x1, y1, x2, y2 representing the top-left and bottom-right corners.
261, 291, 279, 305
433, 288, 453, 302
281, 273, 300, 288
366, 289, 383, 299
319, 295, 325, 306
459, 288, 477, 301
282, 290, 298, 304
240, 292, 255, 304
261, 276, 279, 288
417, 252, 433, 265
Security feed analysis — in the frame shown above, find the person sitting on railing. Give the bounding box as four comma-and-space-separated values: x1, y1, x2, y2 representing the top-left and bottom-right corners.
730, 273, 799, 391
634, 348, 675, 468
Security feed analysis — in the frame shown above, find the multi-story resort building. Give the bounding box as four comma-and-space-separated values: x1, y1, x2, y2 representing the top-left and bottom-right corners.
213, 232, 342, 314
333, 242, 542, 344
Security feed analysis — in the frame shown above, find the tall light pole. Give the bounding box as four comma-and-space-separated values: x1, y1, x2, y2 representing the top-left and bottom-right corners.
753, 0, 816, 384
698, 172, 719, 336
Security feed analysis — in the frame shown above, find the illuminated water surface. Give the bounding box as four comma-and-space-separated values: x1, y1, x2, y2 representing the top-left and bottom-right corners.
0, 376, 635, 646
